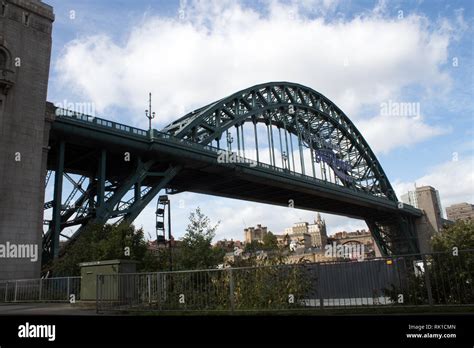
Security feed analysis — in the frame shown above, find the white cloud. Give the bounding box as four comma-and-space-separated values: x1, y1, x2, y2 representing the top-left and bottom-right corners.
393, 156, 474, 211
357, 115, 448, 154
51, 0, 466, 242
56, 0, 453, 140
133, 192, 367, 242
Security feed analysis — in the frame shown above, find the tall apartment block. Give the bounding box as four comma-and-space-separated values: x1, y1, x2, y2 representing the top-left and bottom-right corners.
401, 185, 445, 253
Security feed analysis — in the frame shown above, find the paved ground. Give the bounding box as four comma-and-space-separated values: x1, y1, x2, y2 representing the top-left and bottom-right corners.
2, 303, 472, 316
0, 303, 98, 315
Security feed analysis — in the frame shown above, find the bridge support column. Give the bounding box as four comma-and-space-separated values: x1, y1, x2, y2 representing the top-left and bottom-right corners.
240, 124, 245, 157
63, 162, 182, 246
366, 216, 420, 256
283, 124, 291, 171
122, 165, 182, 224
298, 130, 305, 175
278, 127, 284, 167
266, 124, 273, 166
96, 149, 107, 216
289, 132, 296, 171
52, 141, 65, 259
236, 126, 241, 156
269, 118, 276, 167
253, 121, 259, 163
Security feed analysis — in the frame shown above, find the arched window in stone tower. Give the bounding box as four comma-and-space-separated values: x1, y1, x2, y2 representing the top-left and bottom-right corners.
0, 49, 6, 108
0, 49, 7, 70
0, 47, 13, 94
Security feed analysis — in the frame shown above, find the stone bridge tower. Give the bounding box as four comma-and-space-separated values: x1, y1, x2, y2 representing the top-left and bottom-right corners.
0, 0, 54, 280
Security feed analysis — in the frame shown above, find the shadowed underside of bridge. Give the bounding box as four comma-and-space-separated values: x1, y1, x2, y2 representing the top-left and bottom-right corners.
42, 82, 422, 264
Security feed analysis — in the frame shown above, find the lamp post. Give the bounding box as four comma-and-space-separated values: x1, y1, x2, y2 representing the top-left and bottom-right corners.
145, 92, 155, 140
282, 151, 288, 170
227, 132, 234, 152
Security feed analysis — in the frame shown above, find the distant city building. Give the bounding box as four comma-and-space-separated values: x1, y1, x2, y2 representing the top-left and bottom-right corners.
446, 202, 474, 222
146, 238, 179, 254
147, 240, 159, 253
329, 229, 381, 257
214, 239, 243, 252
414, 186, 444, 230
240, 216, 385, 264
288, 232, 313, 250
281, 213, 328, 248
224, 246, 339, 266
401, 185, 446, 253
400, 191, 418, 208
401, 185, 444, 221
244, 224, 269, 243
285, 249, 337, 263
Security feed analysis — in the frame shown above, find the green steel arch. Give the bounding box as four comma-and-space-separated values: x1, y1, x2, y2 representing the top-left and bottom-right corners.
44, 82, 421, 264
163, 82, 397, 201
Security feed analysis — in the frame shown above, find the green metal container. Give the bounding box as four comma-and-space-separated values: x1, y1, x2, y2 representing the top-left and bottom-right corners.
79, 260, 138, 301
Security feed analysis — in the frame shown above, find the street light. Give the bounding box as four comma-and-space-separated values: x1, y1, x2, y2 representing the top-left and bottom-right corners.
282, 151, 288, 170
145, 92, 155, 140
227, 132, 234, 152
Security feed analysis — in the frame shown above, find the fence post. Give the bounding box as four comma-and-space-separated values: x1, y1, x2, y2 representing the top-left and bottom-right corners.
157, 273, 162, 310
39, 279, 42, 301
147, 274, 151, 305
5, 282, 8, 302
67, 277, 70, 302
228, 268, 235, 312
317, 263, 324, 310
422, 255, 433, 306
14, 281, 17, 302
96, 275, 101, 314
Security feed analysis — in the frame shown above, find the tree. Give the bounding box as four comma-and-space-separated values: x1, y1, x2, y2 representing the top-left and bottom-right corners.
176, 207, 224, 270
45, 223, 158, 276
384, 220, 474, 305
262, 232, 278, 250
432, 219, 474, 251
243, 240, 261, 254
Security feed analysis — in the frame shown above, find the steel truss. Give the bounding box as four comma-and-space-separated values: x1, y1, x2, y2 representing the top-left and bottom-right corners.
43, 82, 421, 260
163, 82, 396, 201
163, 82, 418, 254
42, 142, 180, 263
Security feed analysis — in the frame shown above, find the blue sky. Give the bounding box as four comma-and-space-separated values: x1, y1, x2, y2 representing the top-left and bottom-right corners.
44, 0, 474, 241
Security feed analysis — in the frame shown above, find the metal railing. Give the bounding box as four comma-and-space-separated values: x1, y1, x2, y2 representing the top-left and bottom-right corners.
96, 250, 474, 313
0, 277, 81, 303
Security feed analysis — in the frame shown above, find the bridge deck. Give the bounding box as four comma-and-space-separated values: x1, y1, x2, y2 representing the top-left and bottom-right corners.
47, 107, 422, 222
